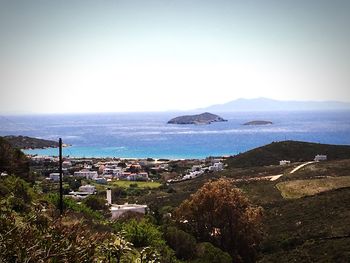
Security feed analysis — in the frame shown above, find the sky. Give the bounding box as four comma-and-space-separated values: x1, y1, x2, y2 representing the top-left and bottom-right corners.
0, 0, 350, 114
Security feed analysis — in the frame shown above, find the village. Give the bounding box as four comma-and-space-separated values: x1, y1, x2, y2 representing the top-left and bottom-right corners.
25, 152, 328, 219
27, 154, 226, 218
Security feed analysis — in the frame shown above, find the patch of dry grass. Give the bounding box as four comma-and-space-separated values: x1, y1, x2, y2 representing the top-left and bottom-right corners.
276, 176, 350, 199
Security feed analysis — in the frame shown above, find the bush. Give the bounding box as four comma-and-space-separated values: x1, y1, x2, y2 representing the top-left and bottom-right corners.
46, 194, 104, 220
83, 195, 109, 212
122, 218, 165, 248
0, 176, 34, 212
0, 203, 106, 263
192, 242, 232, 263
164, 226, 197, 260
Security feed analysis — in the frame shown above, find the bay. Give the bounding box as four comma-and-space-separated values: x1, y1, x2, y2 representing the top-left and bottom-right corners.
1, 111, 349, 159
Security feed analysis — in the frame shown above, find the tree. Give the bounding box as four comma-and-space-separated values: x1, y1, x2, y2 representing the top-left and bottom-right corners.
175, 179, 263, 263
193, 242, 232, 263
98, 233, 133, 263
122, 218, 165, 248
83, 195, 110, 217
164, 226, 197, 260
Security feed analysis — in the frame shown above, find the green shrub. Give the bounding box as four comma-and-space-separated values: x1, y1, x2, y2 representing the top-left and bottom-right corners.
164, 226, 197, 260
0, 176, 34, 212
46, 193, 103, 220
192, 242, 232, 263
122, 218, 165, 248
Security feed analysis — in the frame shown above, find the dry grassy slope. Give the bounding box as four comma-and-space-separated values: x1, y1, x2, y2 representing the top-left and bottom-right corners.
226, 140, 350, 168
256, 159, 350, 262
140, 158, 350, 262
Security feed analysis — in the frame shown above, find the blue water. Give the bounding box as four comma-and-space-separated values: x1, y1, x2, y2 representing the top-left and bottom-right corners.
1, 111, 350, 159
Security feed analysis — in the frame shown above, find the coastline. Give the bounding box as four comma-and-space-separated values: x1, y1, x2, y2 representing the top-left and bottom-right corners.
22, 145, 227, 160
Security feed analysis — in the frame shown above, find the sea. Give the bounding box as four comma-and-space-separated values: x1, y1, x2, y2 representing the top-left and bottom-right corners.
1, 111, 350, 159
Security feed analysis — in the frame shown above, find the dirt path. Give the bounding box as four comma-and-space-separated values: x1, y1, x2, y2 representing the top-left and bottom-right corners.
290, 161, 316, 174
269, 161, 316, 181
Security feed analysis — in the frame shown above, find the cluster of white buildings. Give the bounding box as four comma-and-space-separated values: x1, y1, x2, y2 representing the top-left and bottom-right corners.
182, 161, 224, 180
45, 159, 150, 183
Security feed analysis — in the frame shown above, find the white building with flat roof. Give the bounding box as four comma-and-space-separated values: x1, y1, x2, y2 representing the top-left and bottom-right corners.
279, 160, 291, 165
110, 204, 147, 219
314, 155, 327, 162
74, 169, 98, 179
106, 188, 147, 219
209, 162, 224, 172
49, 172, 60, 181
78, 184, 96, 194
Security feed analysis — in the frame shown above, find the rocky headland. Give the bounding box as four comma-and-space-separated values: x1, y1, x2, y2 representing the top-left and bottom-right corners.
2, 135, 67, 149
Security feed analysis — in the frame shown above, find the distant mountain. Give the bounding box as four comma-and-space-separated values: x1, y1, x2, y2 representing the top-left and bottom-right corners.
167, 112, 227, 125
200, 98, 350, 112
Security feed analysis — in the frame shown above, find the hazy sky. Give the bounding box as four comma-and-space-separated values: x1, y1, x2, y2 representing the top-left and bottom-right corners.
1, 0, 350, 113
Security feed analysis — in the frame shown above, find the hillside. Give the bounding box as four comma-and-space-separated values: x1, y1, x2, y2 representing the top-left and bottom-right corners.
3, 135, 59, 149
0, 137, 30, 181
167, 112, 227, 125
226, 140, 350, 168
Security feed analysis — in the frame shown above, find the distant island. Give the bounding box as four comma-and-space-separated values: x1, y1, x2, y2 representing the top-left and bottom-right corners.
168, 112, 227, 125
243, 120, 273, 125
2, 135, 68, 149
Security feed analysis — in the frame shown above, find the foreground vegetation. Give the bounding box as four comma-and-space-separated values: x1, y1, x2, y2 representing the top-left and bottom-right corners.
1, 138, 350, 262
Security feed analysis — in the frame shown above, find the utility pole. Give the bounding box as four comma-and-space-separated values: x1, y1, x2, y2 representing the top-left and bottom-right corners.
59, 138, 63, 215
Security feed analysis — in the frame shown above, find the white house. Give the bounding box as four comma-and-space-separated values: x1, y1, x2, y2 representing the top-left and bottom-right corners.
78, 184, 96, 194
103, 167, 123, 178
74, 169, 98, 179
183, 170, 204, 180
110, 204, 147, 219
66, 191, 91, 199
49, 172, 60, 181
106, 188, 147, 219
209, 162, 224, 172
279, 160, 291, 165
62, 161, 72, 168
126, 172, 149, 181
314, 155, 327, 162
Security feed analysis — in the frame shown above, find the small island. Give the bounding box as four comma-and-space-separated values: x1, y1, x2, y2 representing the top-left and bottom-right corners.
243, 120, 273, 126
168, 112, 227, 125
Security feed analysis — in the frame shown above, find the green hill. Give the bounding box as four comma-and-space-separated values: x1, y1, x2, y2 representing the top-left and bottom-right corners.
2, 135, 59, 149
226, 140, 350, 168
0, 137, 30, 181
